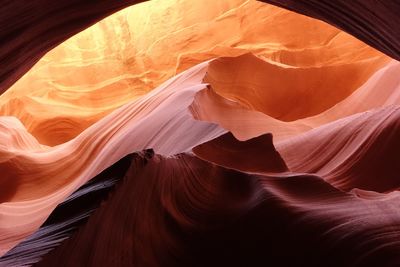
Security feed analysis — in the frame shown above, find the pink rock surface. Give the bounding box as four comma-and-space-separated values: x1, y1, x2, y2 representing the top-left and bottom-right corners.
1, 1, 400, 265
0, 62, 226, 255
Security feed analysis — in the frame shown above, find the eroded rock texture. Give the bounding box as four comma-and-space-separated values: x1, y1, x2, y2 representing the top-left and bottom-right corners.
0, 0, 400, 266
261, 0, 400, 61
0, 0, 145, 95
33, 152, 400, 266
0, 0, 388, 145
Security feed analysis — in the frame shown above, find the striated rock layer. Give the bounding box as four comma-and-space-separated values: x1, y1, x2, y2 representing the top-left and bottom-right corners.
0, 155, 133, 266
0, 0, 144, 94
29, 151, 400, 267
0, 0, 389, 145
191, 54, 400, 142
261, 0, 400, 61
1, 0, 400, 266
0, 0, 399, 96
0, 62, 226, 256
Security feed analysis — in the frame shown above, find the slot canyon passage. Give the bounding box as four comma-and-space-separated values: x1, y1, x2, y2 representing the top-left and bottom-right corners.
1, 0, 400, 266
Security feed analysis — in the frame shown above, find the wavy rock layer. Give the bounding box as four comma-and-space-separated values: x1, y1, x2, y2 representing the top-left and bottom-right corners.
261, 0, 400, 61
0, 0, 400, 266
191, 55, 400, 142
29, 152, 400, 267
2, 45, 394, 256
276, 105, 400, 193
0, 0, 388, 145
0, 62, 225, 256
203, 53, 388, 121
1, 0, 399, 97
0, 155, 132, 266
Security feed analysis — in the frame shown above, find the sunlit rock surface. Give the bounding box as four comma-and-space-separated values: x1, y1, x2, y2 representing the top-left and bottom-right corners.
260, 0, 400, 61
0, 0, 400, 266
0, 0, 388, 145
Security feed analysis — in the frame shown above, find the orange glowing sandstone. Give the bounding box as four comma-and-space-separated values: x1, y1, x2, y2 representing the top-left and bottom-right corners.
0, 0, 389, 146
0, 0, 398, 260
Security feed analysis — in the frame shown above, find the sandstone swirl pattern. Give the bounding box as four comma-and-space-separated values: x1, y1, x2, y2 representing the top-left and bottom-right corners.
0, 0, 400, 266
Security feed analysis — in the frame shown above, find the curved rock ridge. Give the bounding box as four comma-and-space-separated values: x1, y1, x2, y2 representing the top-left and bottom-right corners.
0, 51, 398, 261
191, 55, 400, 142
0, 154, 132, 267
6, 88, 400, 264
276, 105, 400, 193
193, 101, 400, 194
204, 53, 388, 121
0, 62, 226, 256
193, 132, 288, 173
0, 0, 389, 146
189, 54, 400, 193
261, 0, 400, 61
22, 152, 400, 267
1, 0, 400, 265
